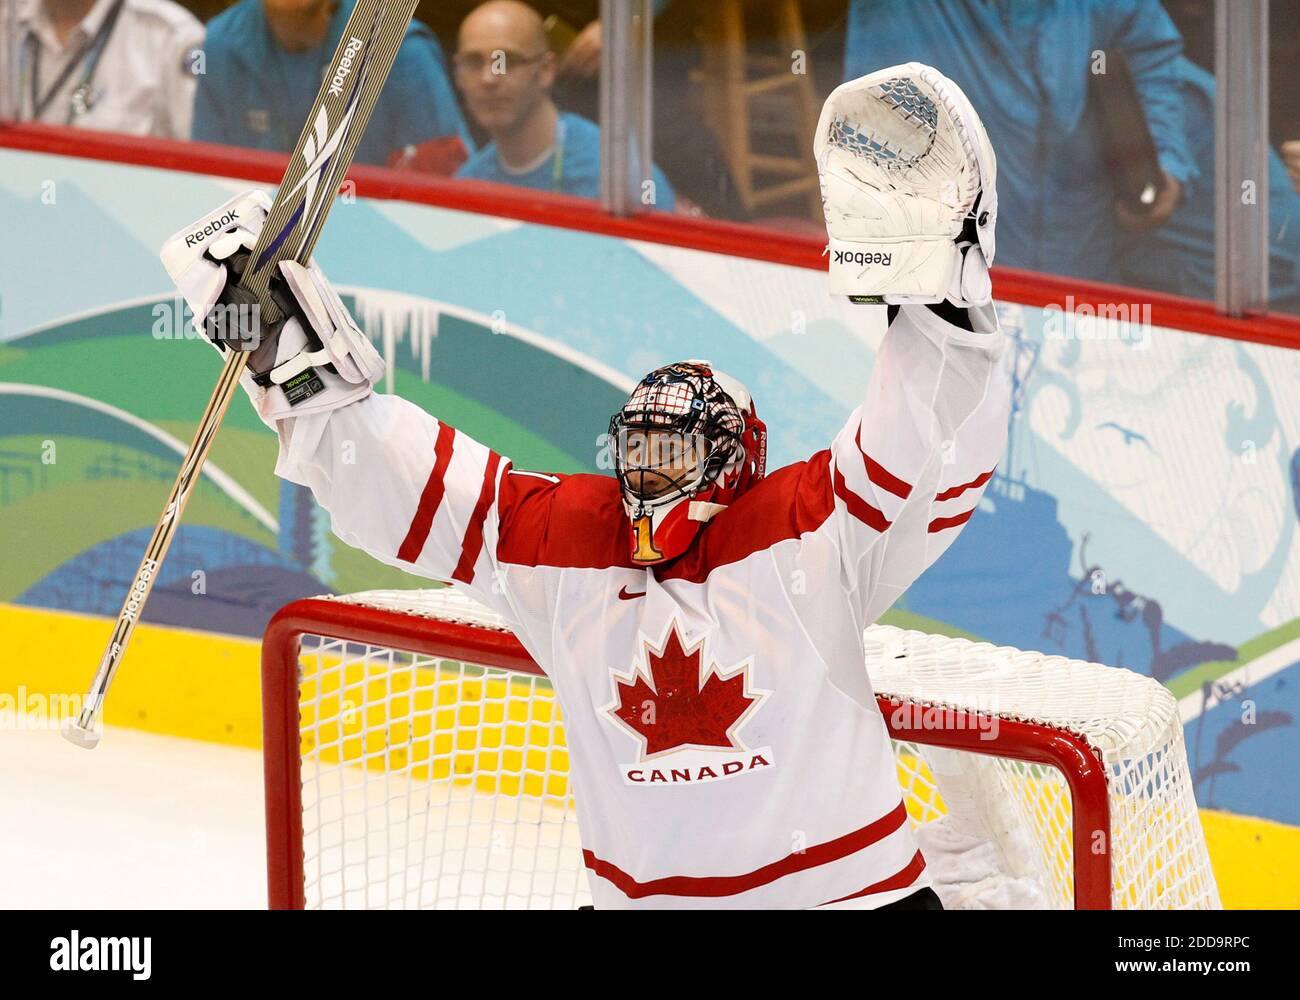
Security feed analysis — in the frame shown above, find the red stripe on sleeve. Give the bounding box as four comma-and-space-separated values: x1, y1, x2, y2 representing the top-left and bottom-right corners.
833, 464, 892, 532
451, 451, 504, 584
935, 467, 994, 502
928, 507, 976, 533
866, 455, 913, 499
582, 801, 909, 900
855, 427, 912, 499
396, 422, 456, 564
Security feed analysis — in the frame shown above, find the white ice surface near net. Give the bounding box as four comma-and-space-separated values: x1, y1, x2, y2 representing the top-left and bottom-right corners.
0, 724, 266, 908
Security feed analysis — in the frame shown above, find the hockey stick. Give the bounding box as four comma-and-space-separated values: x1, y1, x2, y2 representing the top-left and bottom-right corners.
63, 0, 420, 748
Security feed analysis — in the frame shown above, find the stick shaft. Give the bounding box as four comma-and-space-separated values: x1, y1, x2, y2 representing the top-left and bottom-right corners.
68, 0, 420, 744
73, 350, 249, 730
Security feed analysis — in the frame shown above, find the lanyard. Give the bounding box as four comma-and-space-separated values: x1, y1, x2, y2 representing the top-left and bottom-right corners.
23, 0, 127, 125
550, 115, 566, 192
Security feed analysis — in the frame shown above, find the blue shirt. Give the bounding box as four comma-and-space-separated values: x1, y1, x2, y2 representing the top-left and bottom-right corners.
192, 0, 469, 166
456, 111, 676, 211
843, 0, 1194, 283
1115, 60, 1300, 312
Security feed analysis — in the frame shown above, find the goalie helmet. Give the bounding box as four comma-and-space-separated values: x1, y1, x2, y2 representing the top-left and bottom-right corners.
609, 361, 767, 565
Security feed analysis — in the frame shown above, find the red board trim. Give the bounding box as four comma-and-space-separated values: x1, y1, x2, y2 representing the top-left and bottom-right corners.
5, 120, 1299, 351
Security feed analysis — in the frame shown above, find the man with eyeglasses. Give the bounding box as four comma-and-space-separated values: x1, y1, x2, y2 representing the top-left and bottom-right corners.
192, 0, 470, 168
452, 0, 675, 209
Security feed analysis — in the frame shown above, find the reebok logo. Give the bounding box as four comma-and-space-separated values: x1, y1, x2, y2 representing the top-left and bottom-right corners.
120, 559, 158, 623
184, 209, 239, 247
329, 37, 364, 96
50, 931, 151, 980
833, 249, 892, 267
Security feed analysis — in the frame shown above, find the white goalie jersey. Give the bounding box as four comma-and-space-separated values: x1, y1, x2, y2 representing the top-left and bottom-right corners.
270, 303, 1012, 909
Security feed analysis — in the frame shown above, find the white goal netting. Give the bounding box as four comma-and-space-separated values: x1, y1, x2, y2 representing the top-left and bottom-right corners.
263, 588, 1219, 910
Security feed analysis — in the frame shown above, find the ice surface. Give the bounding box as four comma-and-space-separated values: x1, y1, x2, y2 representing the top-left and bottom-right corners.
0, 723, 266, 908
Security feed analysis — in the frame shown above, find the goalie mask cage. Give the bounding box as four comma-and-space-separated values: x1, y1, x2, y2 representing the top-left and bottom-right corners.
262, 589, 1219, 910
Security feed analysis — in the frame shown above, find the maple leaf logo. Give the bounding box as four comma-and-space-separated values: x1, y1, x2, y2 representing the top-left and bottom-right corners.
608, 626, 763, 758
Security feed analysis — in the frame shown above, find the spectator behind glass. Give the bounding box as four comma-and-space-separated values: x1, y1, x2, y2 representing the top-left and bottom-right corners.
5, 0, 203, 137
534, 1, 743, 217
192, 0, 470, 167
453, 0, 675, 210
1116, 58, 1300, 313
843, 0, 1194, 285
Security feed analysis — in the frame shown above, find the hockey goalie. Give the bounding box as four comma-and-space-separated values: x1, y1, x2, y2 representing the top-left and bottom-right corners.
163, 64, 1027, 909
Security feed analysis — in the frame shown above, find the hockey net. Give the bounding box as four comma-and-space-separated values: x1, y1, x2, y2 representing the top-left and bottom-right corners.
262, 588, 1219, 910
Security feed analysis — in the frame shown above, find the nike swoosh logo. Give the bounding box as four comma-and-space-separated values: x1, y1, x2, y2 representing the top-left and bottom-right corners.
618, 586, 645, 601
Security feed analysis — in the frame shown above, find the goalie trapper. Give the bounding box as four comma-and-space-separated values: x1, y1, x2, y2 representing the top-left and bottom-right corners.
815, 62, 998, 307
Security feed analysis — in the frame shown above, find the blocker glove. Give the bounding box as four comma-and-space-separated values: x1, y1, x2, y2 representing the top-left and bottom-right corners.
160, 189, 384, 425
815, 62, 998, 307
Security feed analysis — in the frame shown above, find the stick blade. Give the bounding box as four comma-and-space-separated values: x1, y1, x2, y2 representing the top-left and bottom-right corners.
63, 719, 102, 750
